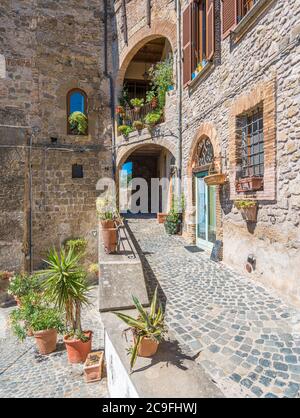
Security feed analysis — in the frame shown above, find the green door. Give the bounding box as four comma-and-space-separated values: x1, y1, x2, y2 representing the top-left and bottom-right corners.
195, 172, 217, 250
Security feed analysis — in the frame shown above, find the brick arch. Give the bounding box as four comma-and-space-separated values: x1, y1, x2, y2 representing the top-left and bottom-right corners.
116, 137, 176, 168
187, 122, 221, 178
117, 20, 177, 94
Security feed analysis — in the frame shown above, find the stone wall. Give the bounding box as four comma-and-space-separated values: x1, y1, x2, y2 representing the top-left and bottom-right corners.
180, 0, 300, 304
0, 1, 113, 272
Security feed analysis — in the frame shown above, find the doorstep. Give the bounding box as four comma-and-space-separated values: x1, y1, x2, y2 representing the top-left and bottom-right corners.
101, 311, 224, 398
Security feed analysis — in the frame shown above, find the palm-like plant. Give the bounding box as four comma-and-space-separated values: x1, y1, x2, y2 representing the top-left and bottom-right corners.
39, 247, 90, 338
113, 287, 166, 370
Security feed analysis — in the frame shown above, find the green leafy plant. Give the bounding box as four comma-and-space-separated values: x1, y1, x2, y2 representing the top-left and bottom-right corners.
113, 287, 166, 370
69, 111, 88, 135
133, 120, 144, 131
118, 124, 134, 138
64, 238, 87, 255
234, 200, 257, 209
10, 291, 64, 341
148, 58, 173, 109
130, 98, 144, 108
39, 247, 90, 342
8, 274, 41, 299
144, 110, 162, 127
146, 90, 156, 103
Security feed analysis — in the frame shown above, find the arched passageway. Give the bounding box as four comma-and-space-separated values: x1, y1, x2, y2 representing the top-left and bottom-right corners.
118, 144, 175, 215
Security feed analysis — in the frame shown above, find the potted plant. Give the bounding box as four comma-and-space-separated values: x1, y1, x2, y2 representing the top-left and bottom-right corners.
146, 90, 158, 109
40, 247, 92, 363
84, 351, 104, 383
113, 287, 166, 370
118, 124, 134, 139
144, 110, 162, 131
130, 98, 144, 113
148, 58, 173, 109
64, 237, 87, 255
69, 111, 88, 135
8, 274, 41, 307
234, 200, 258, 222
236, 176, 263, 193
164, 209, 181, 235
99, 211, 119, 254
133, 120, 144, 132
10, 292, 64, 355
157, 213, 167, 224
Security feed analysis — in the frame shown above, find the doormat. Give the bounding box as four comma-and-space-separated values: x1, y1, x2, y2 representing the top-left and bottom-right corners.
184, 246, 204, 253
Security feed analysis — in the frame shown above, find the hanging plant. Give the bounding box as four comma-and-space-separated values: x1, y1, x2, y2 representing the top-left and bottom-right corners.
69, 111, 88, 135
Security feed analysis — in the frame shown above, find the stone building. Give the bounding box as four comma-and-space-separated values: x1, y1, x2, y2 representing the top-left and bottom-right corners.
0, 0, 299, 304
0, 0, 114, 272
112, 0, 300, 305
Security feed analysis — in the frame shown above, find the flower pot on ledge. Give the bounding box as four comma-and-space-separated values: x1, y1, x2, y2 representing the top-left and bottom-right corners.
157, 213, 167, 224
236, 176, 263, 193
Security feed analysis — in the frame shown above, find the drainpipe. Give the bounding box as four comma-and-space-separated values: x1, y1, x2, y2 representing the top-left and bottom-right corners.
176, 0, 183, 206
104, 0, 116, 175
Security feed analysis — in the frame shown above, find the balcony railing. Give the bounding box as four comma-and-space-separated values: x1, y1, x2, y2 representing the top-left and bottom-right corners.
118, 103, 164, 124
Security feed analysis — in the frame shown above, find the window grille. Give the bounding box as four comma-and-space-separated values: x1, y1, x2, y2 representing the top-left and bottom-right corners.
238, 109, 264, 178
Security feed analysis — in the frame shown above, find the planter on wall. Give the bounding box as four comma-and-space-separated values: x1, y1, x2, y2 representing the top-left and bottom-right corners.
204, 173, 227, 186
240, 205, 258, 223
236, 176, 263, 193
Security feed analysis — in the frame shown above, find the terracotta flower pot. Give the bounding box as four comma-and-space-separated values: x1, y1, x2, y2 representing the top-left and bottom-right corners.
134, 106, 141, 113
157, 213, 167, 224
84, 351, 104, 383
14, 296, 21, 307
33, 329, 57, 355
64, 331, 92, 364
137, 337, 159, 358
100, 220, 118, 254
150, 97, 158, 109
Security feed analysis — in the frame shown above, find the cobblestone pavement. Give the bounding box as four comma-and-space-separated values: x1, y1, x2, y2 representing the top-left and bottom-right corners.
127, 216, 300, 398
0, 287, 107, 398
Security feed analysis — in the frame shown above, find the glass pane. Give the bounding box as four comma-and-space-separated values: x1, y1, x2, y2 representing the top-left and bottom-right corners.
197, 177, 206, 240
208, 185, 216, 243
70, 92, 85, 114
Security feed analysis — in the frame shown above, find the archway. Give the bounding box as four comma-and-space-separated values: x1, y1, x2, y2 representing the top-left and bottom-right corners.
117, 144, 176, 215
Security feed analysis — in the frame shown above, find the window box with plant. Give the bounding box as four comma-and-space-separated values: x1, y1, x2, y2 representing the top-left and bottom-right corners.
234, 200, 258, 222
113, 287, 166, 371
40, 247, 92, 364
68, 111, 88, 136
236, 176, 263, 193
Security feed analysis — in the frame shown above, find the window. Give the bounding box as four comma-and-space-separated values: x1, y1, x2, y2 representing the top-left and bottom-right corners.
239, 0, 260, 20
67, 89, 87, 135
222, 0, 267, 39
72, 164, 83, 179
183, 0, 215, 85
238, 109, 264, 178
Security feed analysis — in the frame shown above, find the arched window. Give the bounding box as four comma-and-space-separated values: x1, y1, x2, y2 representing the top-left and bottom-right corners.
67, 89, 88, 135
197, 138, 214, 167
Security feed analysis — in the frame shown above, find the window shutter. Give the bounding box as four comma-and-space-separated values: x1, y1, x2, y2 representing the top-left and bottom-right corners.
206, 0, 215, 61
222, 0, 237, 38
191, 0, 199, 71
183, 3, 193, 85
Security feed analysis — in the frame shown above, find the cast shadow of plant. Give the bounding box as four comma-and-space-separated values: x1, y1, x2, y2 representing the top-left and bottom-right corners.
131, 339, 201, 375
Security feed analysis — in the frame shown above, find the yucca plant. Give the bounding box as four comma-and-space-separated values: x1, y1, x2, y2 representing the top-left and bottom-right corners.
113, 287, 166, 370
38, 247, 90, 340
